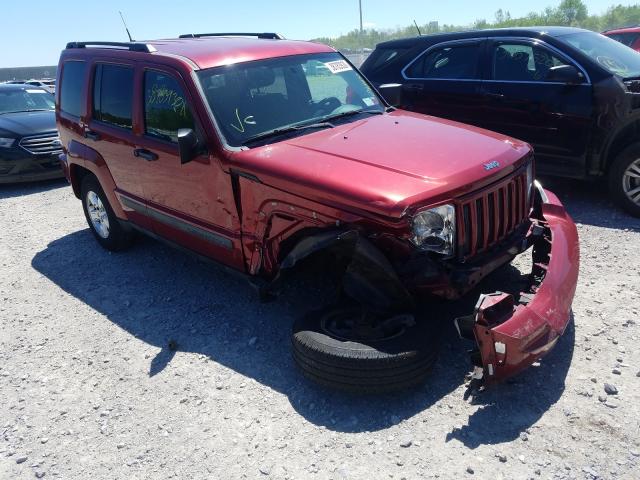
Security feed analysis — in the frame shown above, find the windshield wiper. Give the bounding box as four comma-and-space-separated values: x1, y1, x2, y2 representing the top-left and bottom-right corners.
0, 109, 52, 115
242, 122, 334, 146
319, 108, 385, 123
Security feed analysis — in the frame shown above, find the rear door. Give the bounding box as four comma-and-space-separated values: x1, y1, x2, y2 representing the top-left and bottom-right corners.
400, 39, 488, 126
481, 38, 593, 177
87, 61, 153, 228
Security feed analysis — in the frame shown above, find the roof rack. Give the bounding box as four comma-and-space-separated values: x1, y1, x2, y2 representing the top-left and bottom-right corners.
65, 41, 157, 53
178, 32, 284, 40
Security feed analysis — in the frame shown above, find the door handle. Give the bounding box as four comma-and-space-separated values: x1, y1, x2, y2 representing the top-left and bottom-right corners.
485, 92, 505, 100
404, 83, 424, 92
84, 130, 100, 141
133, 148, 158, 161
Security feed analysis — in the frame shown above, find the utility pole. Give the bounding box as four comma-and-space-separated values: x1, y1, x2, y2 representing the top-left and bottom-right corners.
359, 0, 363, 34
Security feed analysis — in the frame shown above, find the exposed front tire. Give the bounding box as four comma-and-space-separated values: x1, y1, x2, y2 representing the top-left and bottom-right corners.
609, 143, 640, 217
81, 175, 134, 251
292, 305, 440, 393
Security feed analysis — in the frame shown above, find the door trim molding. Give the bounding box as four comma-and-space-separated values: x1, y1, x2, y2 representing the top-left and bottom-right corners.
120, 195, 234, 250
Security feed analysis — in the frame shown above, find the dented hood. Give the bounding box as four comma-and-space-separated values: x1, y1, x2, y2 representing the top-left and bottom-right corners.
230, 110, 532, 218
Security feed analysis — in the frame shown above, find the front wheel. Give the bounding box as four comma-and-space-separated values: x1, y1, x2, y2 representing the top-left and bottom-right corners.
291, 305, 441, 393
609, 143, 640, 217
81, 175, 134, 251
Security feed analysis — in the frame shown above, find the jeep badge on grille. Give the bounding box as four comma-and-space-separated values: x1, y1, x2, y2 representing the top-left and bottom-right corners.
483, 161, 500, 171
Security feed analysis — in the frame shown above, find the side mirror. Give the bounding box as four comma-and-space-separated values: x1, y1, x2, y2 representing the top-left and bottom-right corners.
546, 65, 583, 84
177, 128, 203, 165
377, 83, 403, 107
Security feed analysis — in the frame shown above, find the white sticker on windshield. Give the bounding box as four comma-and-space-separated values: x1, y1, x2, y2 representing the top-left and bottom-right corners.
324, 60, 353, 74
362, 97, 375, 107
26, 89, 47, 93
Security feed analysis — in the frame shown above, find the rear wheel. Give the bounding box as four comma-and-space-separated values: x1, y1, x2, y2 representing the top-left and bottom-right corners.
291, 305, 441, 393
609, 143, 640, 217
81, 175, 134, 251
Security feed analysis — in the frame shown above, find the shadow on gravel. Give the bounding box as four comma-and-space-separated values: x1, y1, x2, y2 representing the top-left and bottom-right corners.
0, 177, 67, 200
538, 175, 640, 231
32, 228, 572, 438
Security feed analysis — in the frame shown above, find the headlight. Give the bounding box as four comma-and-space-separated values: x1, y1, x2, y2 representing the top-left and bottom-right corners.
411, 204, 456, 256
526, 161, 534, 208
0, 137, 15, 148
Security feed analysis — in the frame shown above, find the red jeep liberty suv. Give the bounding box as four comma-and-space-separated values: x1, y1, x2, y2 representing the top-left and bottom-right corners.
56, 33, 579, 393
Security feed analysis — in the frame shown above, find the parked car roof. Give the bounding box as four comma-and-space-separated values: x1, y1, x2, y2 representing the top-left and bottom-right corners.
65, 36, 336, 71
603, 25, 640, 34
376, 26, 589, 48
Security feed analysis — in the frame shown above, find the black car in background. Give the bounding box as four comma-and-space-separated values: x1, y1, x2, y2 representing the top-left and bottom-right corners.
361, 27, 640, 216
0, 84, 63, 183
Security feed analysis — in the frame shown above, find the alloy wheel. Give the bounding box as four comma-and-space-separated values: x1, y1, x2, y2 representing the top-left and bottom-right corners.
623, 158, 640, 206
86, 191, 110, 239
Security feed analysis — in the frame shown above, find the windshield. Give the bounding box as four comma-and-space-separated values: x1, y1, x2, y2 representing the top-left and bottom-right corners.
561, 31, 640, 79
0, 88, 55, 114
197, 53, 384, 147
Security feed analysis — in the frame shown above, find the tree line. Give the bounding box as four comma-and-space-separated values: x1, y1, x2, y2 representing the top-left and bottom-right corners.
313, 0, 640, 50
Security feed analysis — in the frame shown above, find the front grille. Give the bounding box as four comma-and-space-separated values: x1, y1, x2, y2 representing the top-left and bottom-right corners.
19, 134, 63, 155
457, 170, 530, 260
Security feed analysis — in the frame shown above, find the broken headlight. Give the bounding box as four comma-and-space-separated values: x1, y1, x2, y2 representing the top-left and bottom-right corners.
410, 204, 456, 256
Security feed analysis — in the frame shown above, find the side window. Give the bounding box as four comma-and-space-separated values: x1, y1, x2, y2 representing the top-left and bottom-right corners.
60, 61, 87, 117
93, 64, 133, 129
493, 43, 570, 82
406, 44, 481, 79
144, 71, 195, 143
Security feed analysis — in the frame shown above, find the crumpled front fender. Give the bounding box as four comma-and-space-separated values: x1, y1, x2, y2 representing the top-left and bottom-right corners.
276, 229, 414, 313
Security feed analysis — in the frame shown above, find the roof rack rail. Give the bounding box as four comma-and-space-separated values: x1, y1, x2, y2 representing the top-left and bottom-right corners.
65, 41, 157, 53
179, 32, 285, 40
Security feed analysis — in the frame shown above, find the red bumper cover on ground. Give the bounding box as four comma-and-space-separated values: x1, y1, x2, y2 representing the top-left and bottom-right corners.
464, 185, 579, 384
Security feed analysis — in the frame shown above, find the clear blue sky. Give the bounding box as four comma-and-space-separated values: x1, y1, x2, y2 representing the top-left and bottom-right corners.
1, 0, 636, 67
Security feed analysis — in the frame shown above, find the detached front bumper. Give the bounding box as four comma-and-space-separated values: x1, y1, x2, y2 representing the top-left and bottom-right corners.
456, 182, 579, 384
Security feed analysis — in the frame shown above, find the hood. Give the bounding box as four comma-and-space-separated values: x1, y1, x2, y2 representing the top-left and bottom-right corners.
230, 110, 532, 218
0, 110, 57, 137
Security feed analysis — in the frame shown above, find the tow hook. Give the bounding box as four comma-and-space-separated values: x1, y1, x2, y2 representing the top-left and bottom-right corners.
455, 292, 515, 388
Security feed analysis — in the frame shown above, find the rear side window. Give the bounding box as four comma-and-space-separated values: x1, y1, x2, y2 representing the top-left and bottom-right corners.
93, 64, 134, 129
144, 71, 195, 143
60, 61, 87, 116
405, 44, 481, 80
365, 47, 409, 71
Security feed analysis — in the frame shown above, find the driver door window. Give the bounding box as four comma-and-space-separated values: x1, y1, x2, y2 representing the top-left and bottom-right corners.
492, 43, 569, 82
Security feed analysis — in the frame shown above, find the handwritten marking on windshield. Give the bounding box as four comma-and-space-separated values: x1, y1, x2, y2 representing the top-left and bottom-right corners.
231, 108, 256, 133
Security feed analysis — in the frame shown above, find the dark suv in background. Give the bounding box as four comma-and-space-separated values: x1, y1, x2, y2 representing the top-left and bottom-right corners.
362, 27, 640, 216
0, 83, 63, 183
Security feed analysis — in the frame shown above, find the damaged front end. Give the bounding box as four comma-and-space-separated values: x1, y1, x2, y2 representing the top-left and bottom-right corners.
273, 181, 578, 390
455, 182, 579, 386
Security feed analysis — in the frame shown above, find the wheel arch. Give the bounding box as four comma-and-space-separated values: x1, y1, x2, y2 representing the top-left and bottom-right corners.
602, 118, 640, 174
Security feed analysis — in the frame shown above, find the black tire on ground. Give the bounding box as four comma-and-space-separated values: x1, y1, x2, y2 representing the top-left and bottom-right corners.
608, 142, 640, 217
292, 305, 441, 393
80, 175, 134, 251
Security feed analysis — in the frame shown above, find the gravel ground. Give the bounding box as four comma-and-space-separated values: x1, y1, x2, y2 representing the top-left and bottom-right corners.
1, 176, 639, 480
